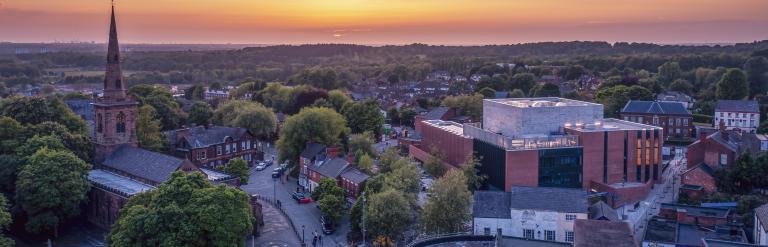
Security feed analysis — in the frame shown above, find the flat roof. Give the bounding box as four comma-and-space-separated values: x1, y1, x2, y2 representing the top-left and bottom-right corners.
567, 118, 662, 132
88, 169, 154, 197
661, 203, 730, 218
423, 120, 465, 136
199, 168, 235, 182
485, 97, 601, 108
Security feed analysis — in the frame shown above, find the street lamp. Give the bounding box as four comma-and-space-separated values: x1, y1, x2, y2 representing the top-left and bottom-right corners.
362, 192, 367, 247
302, 225, 306, 245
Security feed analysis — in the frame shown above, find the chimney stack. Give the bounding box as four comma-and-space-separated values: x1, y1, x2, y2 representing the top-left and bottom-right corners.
718, 119, 726, 132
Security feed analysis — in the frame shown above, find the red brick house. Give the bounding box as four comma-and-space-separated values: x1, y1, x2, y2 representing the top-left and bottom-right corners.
305, 157, 369, 198
620, 100, 694, 139
165, 125, 263, 169
681, 163, 717, 193
657, 203, 730, 227
687, 128, 740, 169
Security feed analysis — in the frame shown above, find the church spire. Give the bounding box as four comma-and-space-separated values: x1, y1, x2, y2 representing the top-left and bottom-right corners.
103, 3, 126, 99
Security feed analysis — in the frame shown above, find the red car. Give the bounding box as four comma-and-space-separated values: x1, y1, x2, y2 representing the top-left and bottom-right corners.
299, 197, 313, 204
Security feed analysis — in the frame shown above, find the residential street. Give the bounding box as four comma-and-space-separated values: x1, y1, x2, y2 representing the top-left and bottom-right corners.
243, 145, 351, 247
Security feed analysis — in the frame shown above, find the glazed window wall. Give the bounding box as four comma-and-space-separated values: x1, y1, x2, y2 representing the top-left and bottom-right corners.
538, 147, 583, 188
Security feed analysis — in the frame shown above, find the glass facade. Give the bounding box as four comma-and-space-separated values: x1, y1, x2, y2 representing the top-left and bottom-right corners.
538, 147, 583, 188
474, 139, 507, 190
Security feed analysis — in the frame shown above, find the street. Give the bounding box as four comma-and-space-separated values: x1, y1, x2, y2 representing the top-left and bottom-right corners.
243, 144, 351, 247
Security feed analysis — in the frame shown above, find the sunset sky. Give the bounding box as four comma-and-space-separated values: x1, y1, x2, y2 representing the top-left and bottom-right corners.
1, 0, 767, 45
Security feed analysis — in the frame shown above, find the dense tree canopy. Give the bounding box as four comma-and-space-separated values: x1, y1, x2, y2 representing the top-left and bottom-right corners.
129, 85, 187, 130
223, 158, 249, 184
421, 170, 472, 234
342, 100, 385, 138
277, 107, 349, 166
0, 195, 11, 246
716, 68, 749, 100
15, 148, 91, 236
442, 94, 483, 122
0, 96, 88, 135
187, 101, 214, 127
136, 105, 165, 152
595, 85, 653, 117
213, 100, 277, 137
530, 83, 561, 97
365, 189, 411, 240
745, 56, 768, 97
108, 172, 254, 247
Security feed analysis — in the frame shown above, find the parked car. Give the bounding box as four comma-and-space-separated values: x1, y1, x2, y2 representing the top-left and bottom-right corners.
292, 192, 305, 201
320, 216, 335, 235
255, 163, 267, 171
271, 168, 281, 178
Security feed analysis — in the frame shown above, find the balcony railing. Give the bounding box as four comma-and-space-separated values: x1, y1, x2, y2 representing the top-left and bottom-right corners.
464, 125, 579, 150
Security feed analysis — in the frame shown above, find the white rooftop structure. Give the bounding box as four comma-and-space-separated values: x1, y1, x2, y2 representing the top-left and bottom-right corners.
483, 97, 603, 138
88, 169, 154, 197
423, 120, 465, 136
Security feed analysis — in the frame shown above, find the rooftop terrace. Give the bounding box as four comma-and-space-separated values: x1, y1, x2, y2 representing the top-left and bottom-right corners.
566, 118, 662, 132
485, 97, 601, 108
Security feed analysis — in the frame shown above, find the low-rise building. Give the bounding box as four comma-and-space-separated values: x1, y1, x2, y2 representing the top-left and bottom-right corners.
714, 100, 760, 133
573, 219, 634, 247
680, 163, 717, 199
643, 217, 748, 247
656, 91, 695, 110
620, 100, 693, 139
754, 203, 768, 246
657, 203, 730, 227
165, 125, 262, 169
473, 186, 589, 244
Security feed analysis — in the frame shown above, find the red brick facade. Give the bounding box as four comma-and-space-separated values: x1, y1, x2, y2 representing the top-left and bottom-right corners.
620, 113, 694, 139
504, 150, 539, 190
186, 135, 262, 169
658, 206, 728, 227
686, 132, 736, 169
419, 122, 473, 168
681, 165, 717, 193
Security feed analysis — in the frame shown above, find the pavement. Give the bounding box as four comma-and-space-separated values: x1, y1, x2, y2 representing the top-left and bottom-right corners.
243, 145, 351, 247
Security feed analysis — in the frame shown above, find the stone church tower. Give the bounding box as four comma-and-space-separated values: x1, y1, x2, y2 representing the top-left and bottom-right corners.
93, 5, 138, 162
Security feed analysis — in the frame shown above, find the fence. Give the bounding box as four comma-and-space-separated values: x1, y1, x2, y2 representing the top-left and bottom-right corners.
253, 194, 303, 245
405, 232, 494, 247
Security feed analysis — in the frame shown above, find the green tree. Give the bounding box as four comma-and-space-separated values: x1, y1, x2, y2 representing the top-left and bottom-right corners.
509, 73, 537, 95
323, 90, 352, 112
343, 100, 385, 138
423, 151, 447, 178
669, 79, 694, 94
716, 68, 749, 100
383, 160, 421, 203
231, 80, 265, 100
24, 122, 93, 162
508, 89, 526, 98
531, 83, 561, 97
595, 85, 653, 117
657, 61, 682, 85
378, 148, 401, 174
564, 65, 587, 80
184, 84, 206, 100
745, 56, 768, 97
311, 178, 346, 201
223, 158, 249, 184
277, 107, 349, 166
0, 195, 12, 246
421, 170, 472, 234
387, 107, 400, 124
0, 116, 24, 153
311, 178, 347, 223
358, 153, 374, 174
136, 105, 165, 152
349, 132, 376, 158
365, 189, 411, 240
442, 94, 483, 121
15, 148, 91, 236
0, 96, 88, 135
461, 155, 486, 191
398, 108, 418, 126
213, 100, 277, 137
130, 85, 187, 130
187, 101, 213, 127
478, 87, 496, 98
108, 172, 254, 247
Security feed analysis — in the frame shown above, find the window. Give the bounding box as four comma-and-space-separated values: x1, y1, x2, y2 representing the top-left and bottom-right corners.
523, 229, 535, 239
669, 118, 674, 125
676, 118, 681, 126
97, 114, 103, 133
484, 228, 491, 235
638, 116, 643, 123
720, 154, 728, 166
233, 143, 237, 152
225, 144, 231, 154
565, 231, 574, 242
217, 146, 222, 155
565, 214, 577, 221
247, 140, 252, 149
241, 141, 246, 150
545, 230, 556, 241
116, 112, 126, 133
197, 151, 207, 160
720, 112, 724, 117
683, 118, 688, 125
652, 116, 658, 125
624, 116, 629, 121
676, 128, 681, 134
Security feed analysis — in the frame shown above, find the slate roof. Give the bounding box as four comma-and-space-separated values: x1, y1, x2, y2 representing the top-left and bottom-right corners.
472, 190, 511, 218
313, 157, 349, 178
421, 107, 450, 120
103, 145, 184, 184
574, 219, 635, 247
167, 126, 250, 149
660, 203, 730, 218
708, 131, 742, 152
621, 100, 690, 115
755, 203, 768, 231
684, 163, 716, 178
509, 186, 589, 213
339, 167, 370, 184
715, 100, 759, 113
300, 143, 326, 159
589, 201, 619, 221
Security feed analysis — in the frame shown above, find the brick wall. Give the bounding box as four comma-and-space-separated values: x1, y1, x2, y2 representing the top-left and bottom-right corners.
420, 123, 473, 168
504, 150, 539, 191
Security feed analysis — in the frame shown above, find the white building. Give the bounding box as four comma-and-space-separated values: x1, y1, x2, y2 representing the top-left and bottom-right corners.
482, 98, 603, 138
473, 186, 589, 244
714, 100, 760, 133
755, 204, 768, 245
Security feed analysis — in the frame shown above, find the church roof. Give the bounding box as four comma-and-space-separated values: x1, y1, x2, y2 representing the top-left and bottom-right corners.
103, 145, 185, 184
167, 126, 251, 149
